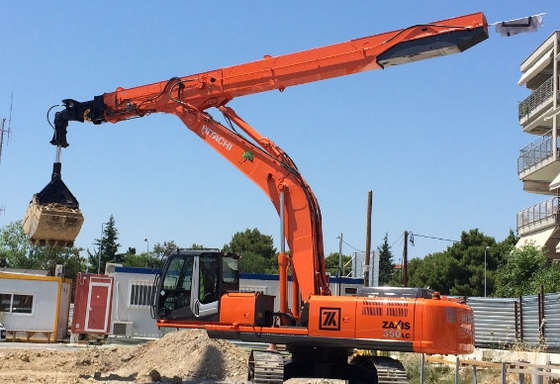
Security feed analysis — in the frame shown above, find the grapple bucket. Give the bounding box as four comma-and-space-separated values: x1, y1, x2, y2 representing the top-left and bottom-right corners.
22, 162, 84, 247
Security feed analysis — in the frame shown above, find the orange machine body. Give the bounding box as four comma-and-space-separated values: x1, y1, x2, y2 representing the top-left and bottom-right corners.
160, 291, 474, 355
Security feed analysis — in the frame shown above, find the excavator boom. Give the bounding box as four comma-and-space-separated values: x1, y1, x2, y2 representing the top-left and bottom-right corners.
100, 12, 487, 121
27, 12, 487, 268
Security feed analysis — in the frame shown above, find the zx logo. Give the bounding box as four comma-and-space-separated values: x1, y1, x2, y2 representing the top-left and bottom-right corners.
382, 320, 411, 330
319, 307, 341, 330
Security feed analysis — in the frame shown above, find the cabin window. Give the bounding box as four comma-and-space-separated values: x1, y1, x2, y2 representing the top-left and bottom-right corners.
129, 282, 155, 307
222, 256, 239, 284
0, 293, 33, 314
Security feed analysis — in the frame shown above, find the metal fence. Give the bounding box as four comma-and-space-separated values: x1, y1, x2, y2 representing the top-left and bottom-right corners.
467, 292, 560, 352
517, 131, 556, 174
516, 196, 559, 235
518, 75, 555, 121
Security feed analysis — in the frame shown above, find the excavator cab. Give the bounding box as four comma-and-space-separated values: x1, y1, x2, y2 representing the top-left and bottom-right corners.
22, 162, 84, 247
152, 249, 240, 322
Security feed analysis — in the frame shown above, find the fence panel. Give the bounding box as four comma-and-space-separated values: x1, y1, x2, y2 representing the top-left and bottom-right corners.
520, 295, 541, 348
466, 294, 560, 352
466, 297, 517, 348
544, 292, 560, 350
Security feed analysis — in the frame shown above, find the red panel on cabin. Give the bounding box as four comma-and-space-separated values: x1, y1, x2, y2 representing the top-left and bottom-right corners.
71, 273, 113, 335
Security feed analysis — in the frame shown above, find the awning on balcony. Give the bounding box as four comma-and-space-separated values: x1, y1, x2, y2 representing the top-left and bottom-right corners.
550, 172, 560, 191
518, 48, 553, 86
515, 227, 555, 249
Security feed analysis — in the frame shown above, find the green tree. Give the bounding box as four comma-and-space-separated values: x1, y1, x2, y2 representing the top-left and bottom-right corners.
444, 229, 496, 296
122, 249, 163, 269
88, 215, 120, 273
0, 221, 36, 268
494, 245, 548, 297
403, 229, 515, 296
377, 233, 395, 285
152, 240, 178, 258
529, 263, 560, 294
0, 221, 86, 281
37, 246, 87, 282
223, 228, 277, 274
324, 252, 351, 277
406, 251, 461, 293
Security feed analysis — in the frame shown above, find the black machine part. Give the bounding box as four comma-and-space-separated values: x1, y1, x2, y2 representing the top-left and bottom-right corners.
34, 162, 80, 208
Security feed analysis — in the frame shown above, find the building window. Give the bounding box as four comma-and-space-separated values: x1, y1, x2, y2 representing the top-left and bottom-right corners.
0, 293, 33, 314
344, 287, 358, 295
240, 285, 267, 294
129, 282, 154, 307
0, 293, 11, 312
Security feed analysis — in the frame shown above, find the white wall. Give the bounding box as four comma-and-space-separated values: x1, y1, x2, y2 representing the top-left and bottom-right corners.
110, 268, 160, 338
0, 277, 58, 331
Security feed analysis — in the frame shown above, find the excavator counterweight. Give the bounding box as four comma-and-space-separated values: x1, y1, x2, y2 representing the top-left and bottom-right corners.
22, 162, 83, 247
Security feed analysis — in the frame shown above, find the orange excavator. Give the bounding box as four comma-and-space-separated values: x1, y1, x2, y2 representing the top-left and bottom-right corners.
26, 12, 489, 383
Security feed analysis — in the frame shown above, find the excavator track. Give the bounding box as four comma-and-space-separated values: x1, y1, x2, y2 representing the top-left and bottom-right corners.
248, 350, 284, 384
371, 357, 408, 384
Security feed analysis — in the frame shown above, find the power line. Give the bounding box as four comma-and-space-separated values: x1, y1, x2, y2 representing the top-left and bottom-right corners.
409, 232, 458, 246
390, 233, 404, 249
342, 239, 364, 253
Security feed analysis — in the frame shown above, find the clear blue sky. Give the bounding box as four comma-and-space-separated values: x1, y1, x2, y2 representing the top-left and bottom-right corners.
0, 1, 558, 264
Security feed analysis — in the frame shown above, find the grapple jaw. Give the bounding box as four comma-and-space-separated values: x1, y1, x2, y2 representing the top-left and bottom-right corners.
22, 162, 84, 247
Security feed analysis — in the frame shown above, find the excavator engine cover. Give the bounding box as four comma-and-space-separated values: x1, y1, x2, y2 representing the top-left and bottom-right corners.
22, 162, 84, 247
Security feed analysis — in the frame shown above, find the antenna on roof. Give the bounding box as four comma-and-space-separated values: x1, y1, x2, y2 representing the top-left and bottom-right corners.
0, 93, 13, 172
0, 93, 14, 214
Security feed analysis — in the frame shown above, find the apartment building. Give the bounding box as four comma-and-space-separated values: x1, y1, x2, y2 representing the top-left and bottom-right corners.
516, 31, 560, 259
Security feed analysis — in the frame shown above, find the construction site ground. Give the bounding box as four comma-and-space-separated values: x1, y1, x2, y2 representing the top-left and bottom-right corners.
0, 329, 342, 384
0, 328, 520, 383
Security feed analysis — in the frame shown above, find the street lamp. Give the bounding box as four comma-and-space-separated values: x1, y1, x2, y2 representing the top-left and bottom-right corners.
97, 221, 110, 274
98, 222, 108, 274
144, 237, 150, 254
484, 246, 490, 297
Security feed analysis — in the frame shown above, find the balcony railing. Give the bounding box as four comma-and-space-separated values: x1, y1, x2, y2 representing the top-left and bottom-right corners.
518, 75, 555, 121
517, 197, 560, 233
517, 130, 556, 174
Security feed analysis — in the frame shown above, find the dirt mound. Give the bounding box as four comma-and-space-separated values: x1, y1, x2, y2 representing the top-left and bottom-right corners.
114, 329, 249, 382
0, 329, 249, 383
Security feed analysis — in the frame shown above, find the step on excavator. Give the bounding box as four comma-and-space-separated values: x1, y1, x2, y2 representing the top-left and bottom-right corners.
25, 12, 492, 382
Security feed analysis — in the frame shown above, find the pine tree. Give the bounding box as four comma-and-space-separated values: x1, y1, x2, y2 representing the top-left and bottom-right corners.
377, 233, 395, 285
88, 215, 121, 273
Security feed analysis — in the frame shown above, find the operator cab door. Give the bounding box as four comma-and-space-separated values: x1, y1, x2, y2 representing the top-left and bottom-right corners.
191, 253, 219, 318
154, 250, 239, 322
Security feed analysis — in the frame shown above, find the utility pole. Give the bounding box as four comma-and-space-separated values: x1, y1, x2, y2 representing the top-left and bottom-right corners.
403, 230, 408, 287
364, 190, 372, 286
338, 233, 343, 276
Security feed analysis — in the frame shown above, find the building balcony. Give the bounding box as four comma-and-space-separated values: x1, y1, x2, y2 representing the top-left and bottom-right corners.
518, 131, 560, 194
518, 75, 557, 135
517, 197, 560, 236
516, 197, 560, 259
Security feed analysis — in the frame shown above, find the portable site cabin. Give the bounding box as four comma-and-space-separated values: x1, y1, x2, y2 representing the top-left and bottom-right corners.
71, 273, 113, 336
0, 268, 72, 342
108, 265, 160, 339
71, 266, 162, 340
